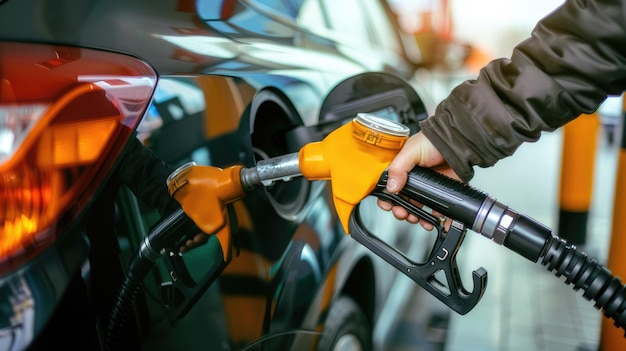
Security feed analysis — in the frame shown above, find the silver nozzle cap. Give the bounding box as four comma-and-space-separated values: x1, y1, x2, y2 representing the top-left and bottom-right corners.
354, 113, 410, 137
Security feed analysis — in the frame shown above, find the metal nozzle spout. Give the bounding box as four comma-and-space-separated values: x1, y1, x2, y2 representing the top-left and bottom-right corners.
240, 152, 302, 190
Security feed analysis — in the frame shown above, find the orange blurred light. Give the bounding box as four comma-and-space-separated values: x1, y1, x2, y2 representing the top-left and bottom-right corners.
37, 117, 119, 167
0, 165, 57, 260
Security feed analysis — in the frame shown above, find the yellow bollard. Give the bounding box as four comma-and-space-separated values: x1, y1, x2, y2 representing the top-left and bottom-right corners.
557, 112, 600, 245
600, 97, 626, 350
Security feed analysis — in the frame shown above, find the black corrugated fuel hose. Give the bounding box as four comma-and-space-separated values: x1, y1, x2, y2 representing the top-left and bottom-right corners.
541, 237, 626, 331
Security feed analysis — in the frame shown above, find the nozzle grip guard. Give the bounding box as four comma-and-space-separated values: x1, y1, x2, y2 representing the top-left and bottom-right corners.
349, 170, 488, 315
350, 189, 487, 315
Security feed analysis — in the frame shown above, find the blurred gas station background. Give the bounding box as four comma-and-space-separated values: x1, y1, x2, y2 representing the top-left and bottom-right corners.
387, 0, 568, 97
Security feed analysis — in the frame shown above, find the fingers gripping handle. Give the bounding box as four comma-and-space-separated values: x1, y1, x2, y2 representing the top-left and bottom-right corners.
395, 167, 488, 227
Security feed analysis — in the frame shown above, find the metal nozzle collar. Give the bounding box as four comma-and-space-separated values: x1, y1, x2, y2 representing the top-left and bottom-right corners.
240, 152, 301, 190
473, 196, 514, 245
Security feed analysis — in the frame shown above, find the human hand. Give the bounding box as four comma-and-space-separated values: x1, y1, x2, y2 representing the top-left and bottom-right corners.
376, 132, 460, 229
179, 232, 209, 253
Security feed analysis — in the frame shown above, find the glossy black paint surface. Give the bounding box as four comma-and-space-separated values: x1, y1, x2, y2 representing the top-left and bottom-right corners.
0, 1, 432, 350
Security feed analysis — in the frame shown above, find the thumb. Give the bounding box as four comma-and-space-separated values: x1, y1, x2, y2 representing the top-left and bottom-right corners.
386, 132, 446, 193
386, 154, 413, 194
386, 133, 428, 194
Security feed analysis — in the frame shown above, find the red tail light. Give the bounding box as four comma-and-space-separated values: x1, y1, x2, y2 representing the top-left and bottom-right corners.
0, 42, 157, 273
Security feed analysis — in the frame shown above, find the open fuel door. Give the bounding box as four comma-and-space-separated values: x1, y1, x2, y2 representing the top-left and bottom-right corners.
286, 72, 428, 149
319, 72, 428, 132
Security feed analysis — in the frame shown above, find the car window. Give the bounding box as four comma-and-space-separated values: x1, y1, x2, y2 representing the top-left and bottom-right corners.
242, 0, 367, 46
362, 0, 403, 55
199, 0, 297, 39
313, 0, 403, 56
242, 0, 327, 34
292, 0, 326, 32
241, 0, 403, 57
319, 0, 372, 48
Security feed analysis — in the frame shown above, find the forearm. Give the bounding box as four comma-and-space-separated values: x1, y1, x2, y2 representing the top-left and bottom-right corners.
421, 0, 626, 182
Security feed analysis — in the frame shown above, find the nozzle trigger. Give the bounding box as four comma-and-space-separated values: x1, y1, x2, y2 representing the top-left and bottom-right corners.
349, 190, 487, 315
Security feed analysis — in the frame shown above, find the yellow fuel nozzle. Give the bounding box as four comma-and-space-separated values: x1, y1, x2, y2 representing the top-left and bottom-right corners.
299, 113, 410, 233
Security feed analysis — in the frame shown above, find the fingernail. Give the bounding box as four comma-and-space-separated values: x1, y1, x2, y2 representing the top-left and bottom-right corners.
387, 178, 398, 192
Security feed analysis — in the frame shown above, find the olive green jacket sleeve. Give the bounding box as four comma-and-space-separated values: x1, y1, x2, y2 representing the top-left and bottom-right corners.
420, 0, 626, 183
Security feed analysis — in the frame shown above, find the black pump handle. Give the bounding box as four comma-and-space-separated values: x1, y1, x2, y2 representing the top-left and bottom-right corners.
395, 167, 488, 228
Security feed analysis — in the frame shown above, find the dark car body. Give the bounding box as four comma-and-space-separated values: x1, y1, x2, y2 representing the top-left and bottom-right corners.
0, 1, 435, 350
